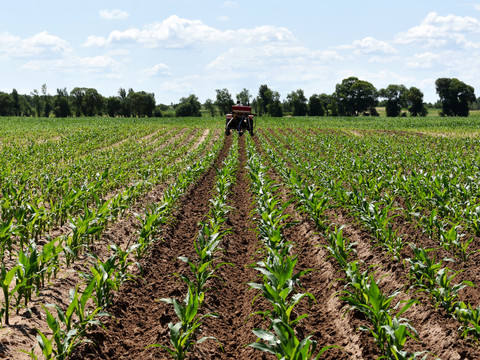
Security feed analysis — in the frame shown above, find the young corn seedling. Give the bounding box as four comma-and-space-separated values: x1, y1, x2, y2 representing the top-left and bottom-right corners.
156, 286, 218, 359
249, 318, 339, 359
456, 301, 480, 340
341, 272, 420, 359
0, 264, 21, 326
405, 244, 451, 291
324, 226, 356, 270
79, 253, 120, 308
430, 267, 473, 314
249, 251, 314, 326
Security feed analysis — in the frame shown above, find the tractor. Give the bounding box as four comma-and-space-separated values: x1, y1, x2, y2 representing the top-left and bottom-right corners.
225, 104, 255, 136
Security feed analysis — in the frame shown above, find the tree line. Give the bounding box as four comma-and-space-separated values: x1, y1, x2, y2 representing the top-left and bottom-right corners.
0, 77, 478, 118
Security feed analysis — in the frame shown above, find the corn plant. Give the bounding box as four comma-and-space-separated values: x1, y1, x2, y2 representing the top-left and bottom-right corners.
324, 226, 356, 270
405, 244, 451, 291
0, 264, 21, 326
430, 268, 472, 314
35, 306, 79, 360
250, 318, 339, 359
79, 254, 120, 308
456, 302, 480, 340
156, 286, 218, 359
340, 271, 420, 359
176, 256, 231, 301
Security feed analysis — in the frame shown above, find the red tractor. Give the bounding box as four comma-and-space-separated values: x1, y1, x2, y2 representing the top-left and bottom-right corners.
225, 104, 255, 136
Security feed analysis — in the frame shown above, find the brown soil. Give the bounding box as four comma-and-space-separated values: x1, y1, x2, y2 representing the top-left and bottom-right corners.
5, 128, 480, 360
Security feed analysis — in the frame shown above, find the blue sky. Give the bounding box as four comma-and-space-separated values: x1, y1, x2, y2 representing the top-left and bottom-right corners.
1, 0, 479, 104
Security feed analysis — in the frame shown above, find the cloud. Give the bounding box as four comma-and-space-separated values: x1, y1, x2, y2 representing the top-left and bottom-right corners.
83, 15, 295, 48
142, 63, 172, 76
217, 16, 230, 22
206, 44, 342, 85
160, 75, 199, 93
338, 37, 397, 55
222, 1, 238, 8
100, 9, 130, 20
0, 31, 72, 58
20, 55, 122, 77
405, 52, 441, 69
395, 12, 480, 48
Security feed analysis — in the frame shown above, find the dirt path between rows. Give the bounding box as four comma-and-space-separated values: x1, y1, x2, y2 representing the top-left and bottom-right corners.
71, 134, 234, 359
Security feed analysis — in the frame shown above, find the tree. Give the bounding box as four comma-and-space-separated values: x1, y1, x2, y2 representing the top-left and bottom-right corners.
435, 77, 476, 116
286, 89, 308, 116
84, 88, 104, 116
236, 88, 251, 105
308, 94, 325, 116
215, 89, 234, 116
128, 91, 155, 117
175, 94, 202, 117
0, 93, 13, 116
267, 91, 283, 117
405, 87, 427, 116
378, 84, 407, 117
106, 96, 122, 117
53, 88, 72, 117
42, 84, 52, 118
204, 99, 216, 116
334, 76, 378, 116
11, 89, 21, 116
258, 84, 273, 115
31, 89, 42, 116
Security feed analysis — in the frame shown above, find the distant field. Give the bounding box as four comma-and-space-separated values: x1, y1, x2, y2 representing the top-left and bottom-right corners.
1, 116, 480, 359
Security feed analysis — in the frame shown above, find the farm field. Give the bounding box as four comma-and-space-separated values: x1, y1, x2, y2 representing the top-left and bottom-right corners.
1, 116, 480, 359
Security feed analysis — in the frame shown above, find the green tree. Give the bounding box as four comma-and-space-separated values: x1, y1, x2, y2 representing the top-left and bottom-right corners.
53, 88, 72, 117
70, 87, 86, 116
106, 96, 122, 117
128, 91, 155, 117
236, 88, 252, 105
11, 89, 21, 116
405, 87, 428, 116
215, 88, 234, 116
334, 76, 378, 116
378, 84, 407, 117
84, 88, 104, 116
308, 94, 325, 116
435, 77, 476, 116
175, 94, 202, 117
286, 89, 308, 116
267, 91, 283, 117
0, 93, 13, 116
42, 84, 52, 118
258, 84, 273, 115
204, 99, 216, 116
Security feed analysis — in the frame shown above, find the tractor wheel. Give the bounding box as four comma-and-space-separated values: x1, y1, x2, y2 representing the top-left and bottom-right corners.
225, 127, 231, 136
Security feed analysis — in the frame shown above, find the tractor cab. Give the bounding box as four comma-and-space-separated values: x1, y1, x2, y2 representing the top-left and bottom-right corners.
225, 104, 255, 136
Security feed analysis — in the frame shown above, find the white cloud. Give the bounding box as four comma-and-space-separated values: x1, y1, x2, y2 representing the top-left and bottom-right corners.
206, 44, 342, 85
99, 9, 130, 20
475, 4, 480, 11
160, 76, 199, 93
338, 36, 397, 55
83, 15, 295, 48
405, 52, 441, 69
395, 12, 480, 48
0, 31, 72, 58
20, 55, 122, 76
142, 63, 172, 76
222, 1, 238, 8
217, 16, 230, 22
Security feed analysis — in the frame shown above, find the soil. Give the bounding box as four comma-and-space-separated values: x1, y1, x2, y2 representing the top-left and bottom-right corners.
3, 128, 480, 360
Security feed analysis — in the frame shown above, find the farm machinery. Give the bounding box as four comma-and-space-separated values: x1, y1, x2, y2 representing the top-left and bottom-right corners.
225, 104, 255, 136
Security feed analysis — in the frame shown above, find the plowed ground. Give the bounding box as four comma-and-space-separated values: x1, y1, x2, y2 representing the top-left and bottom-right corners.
70, 134, 480, 360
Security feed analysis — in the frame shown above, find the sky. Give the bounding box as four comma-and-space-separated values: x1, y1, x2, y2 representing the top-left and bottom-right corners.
1, 0, 480, 104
